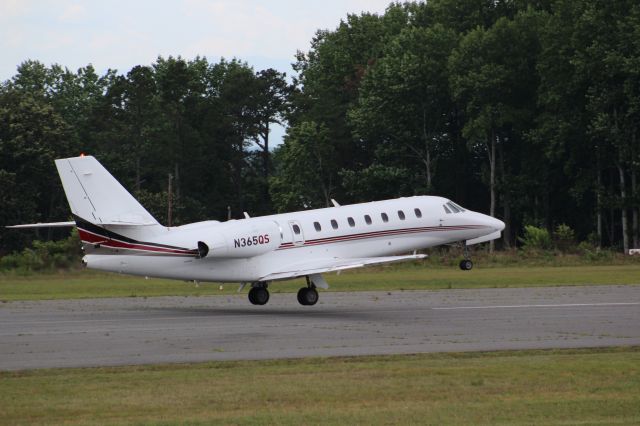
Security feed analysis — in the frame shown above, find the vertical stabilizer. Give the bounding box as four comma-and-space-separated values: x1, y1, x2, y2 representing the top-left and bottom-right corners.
55, 156, 159, 226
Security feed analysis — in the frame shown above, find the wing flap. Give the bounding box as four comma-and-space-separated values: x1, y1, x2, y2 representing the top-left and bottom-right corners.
259, 254, 427, 281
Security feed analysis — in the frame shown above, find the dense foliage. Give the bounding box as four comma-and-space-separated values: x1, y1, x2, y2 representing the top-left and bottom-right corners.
1, 0, 639, 256
281, 0, 640, 252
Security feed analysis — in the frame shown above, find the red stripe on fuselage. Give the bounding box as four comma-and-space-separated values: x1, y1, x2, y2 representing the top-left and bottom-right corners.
79, 224, 489, 256
78, 228, 197, 256
276, 225, 489, 250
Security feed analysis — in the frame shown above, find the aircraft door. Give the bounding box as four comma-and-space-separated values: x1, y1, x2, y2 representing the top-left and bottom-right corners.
289, 220, 305, 246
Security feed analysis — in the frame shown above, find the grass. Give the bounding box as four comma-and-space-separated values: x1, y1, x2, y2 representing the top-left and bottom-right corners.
0, 347, 638, 425
0, 263, 639, 301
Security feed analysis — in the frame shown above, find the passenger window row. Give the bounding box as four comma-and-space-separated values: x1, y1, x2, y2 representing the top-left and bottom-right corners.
310, 208, 423, 232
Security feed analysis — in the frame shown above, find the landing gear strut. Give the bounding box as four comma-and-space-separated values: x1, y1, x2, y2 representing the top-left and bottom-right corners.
248, 282, 269, 305
297, 276, 319, 306
459, 244, 473, 271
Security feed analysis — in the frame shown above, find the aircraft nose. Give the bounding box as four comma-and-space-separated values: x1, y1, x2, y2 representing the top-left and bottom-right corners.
492, 217, 506, 232
475, 213, 505, 232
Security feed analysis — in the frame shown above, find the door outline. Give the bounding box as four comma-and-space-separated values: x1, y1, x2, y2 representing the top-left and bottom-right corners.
289, 220, 305, 246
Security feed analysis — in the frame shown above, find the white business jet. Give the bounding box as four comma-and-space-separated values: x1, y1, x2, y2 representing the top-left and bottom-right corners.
9, 156, 504, 306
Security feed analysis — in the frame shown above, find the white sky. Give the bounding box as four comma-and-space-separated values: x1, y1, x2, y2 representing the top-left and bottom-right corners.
0, 0, 392, 80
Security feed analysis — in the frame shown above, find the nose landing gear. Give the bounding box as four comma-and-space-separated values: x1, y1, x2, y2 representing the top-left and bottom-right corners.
459, 243, 474, 271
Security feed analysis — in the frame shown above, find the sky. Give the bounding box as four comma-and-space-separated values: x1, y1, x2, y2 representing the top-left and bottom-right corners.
1, 0, 392, 80
1, 0, 392, 146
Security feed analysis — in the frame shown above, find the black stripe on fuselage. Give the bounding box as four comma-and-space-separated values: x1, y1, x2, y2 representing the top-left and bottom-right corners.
73, 215, 193, 252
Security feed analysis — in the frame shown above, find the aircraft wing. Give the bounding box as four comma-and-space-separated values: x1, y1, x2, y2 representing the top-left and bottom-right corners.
6, 221, 76, 229
259, 254, 427, 282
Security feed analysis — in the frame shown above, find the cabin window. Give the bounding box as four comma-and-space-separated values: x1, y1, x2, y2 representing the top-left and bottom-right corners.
331, 219, 338, 229
364, 215, 372, 225
292, 224, 301, 234
443, 204, 452, 214
414, 208, 422, 218
314, 221, 321, 232
398, 210, 406, 220
381, 212, 389, 223
348, 217, 355, 227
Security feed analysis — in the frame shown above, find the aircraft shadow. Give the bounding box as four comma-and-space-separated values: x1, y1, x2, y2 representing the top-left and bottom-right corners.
143, 306, 381, 321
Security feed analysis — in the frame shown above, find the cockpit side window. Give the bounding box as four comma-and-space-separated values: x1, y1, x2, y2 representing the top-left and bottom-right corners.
443, 204, 452, 214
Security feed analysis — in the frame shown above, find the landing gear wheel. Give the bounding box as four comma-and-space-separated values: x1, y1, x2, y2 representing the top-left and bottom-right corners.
297, 287, 319, 306
459, 259, 473, 271
248, 287, 269, 305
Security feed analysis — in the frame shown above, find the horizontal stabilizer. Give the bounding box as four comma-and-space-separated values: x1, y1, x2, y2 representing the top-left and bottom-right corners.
259, 254, 427, 282
6, 221, 76, 229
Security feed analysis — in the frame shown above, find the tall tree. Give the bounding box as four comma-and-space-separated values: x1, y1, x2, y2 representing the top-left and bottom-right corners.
449, 12, 541, 249
350, 23, 458, 195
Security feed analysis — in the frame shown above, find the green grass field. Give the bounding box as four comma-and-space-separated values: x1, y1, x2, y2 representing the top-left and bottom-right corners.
1, 347, 638, 425
1, 263, 639, 301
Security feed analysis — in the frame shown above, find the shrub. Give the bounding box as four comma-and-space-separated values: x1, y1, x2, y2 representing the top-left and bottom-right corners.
553, 224, 576, 252
518, 225, 553, 251
0, 230, 81, 272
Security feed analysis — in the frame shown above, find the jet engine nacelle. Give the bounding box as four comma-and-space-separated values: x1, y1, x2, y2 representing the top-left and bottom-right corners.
197, 220, 281, 259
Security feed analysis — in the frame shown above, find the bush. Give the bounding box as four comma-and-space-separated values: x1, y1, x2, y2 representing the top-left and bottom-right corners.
553, 224, 576, 252
518, 225, 553, 251
0, 230, 81, 272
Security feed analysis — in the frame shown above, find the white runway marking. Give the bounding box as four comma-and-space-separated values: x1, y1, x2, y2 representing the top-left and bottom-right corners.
432, 302, 640, 310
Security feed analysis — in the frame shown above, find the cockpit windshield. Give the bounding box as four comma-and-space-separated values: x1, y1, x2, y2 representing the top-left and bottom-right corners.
443, 201, 466, 214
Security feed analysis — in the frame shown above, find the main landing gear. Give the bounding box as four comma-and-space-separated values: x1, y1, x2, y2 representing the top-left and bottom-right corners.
297, 276, 319, 306
246, 276, 322, 306
459, 243, 474, 271
248, 282, 269, 305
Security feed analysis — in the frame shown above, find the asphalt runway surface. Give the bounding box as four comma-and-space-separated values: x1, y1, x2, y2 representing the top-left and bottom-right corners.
1, 285, 639, 370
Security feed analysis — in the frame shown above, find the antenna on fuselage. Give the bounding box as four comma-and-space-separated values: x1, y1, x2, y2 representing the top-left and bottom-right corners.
331, 199, 340, 207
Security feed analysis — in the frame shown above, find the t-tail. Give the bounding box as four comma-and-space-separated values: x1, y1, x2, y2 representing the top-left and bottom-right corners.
55, 156, 167, 244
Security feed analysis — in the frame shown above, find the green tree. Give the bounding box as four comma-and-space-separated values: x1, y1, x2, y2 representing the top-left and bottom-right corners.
270, 122, 336, 211
449, 12, 541, 249
350, 23, 458, 195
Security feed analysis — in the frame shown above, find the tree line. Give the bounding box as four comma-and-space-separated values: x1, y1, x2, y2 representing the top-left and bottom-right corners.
1, 0, 639, 255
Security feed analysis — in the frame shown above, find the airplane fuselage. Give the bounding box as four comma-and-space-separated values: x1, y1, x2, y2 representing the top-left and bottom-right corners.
82, 196, 503, 283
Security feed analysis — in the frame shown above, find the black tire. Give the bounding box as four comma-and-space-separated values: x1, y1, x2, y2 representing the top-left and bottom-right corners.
297, 287, 309, 305
304, 287, 319, 306
459, 259, 473, 271
249, 287, 269, 305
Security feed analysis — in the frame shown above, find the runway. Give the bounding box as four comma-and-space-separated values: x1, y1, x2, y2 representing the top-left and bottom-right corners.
1, 285, 639, 370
